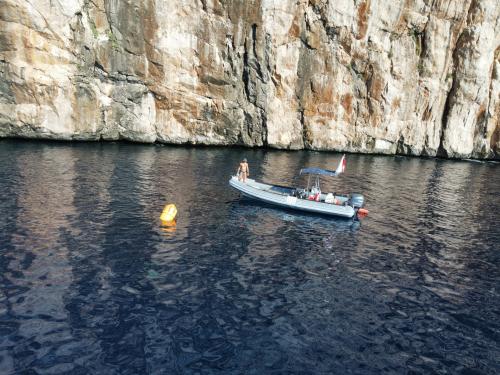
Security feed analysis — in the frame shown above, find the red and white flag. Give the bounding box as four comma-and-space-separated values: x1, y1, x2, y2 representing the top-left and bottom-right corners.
335, 154, 346, 175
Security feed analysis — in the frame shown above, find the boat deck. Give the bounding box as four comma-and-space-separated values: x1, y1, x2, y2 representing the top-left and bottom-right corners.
242, 178, 348, 204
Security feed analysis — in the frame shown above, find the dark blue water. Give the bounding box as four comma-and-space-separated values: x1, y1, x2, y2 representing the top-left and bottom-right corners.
0, 140, 499, 374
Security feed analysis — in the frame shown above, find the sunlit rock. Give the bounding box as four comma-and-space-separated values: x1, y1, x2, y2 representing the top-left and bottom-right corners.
0, 0, 498, 159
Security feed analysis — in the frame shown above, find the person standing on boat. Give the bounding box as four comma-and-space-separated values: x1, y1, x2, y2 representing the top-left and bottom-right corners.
237, 158, 250, 182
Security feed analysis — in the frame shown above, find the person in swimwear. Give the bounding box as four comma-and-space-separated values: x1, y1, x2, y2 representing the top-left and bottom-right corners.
237, 158, 249, 182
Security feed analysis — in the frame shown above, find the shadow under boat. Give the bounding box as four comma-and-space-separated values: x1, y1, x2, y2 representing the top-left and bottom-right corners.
230, 196, 361, 232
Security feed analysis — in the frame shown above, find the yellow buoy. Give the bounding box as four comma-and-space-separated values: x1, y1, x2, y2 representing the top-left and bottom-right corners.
160, 204, 177, 222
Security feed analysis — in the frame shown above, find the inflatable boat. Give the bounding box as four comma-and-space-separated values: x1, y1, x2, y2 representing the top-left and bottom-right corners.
229, 155, 368, 219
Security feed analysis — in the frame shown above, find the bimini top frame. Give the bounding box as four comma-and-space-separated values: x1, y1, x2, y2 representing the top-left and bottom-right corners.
299, 167, 339, 177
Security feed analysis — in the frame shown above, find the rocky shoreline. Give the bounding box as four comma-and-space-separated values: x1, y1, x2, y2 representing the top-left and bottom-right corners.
3, 137, 500, 163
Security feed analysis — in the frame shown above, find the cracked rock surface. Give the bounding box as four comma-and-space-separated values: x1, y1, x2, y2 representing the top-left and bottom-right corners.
0, 0, 498, 159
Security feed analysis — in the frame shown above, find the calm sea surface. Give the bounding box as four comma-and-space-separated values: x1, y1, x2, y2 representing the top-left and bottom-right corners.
0, 140, 499, 374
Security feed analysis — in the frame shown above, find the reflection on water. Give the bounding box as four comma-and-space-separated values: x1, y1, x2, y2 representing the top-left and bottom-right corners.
0, 140, 499, 374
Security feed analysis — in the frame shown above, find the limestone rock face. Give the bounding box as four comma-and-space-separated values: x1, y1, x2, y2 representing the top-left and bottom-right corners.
0, 0, 498, 159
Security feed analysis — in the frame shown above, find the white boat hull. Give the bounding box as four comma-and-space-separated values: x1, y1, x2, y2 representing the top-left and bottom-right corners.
229, 176, 356, 219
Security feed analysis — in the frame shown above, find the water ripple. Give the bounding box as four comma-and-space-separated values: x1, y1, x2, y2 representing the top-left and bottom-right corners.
0, 141, 499, 374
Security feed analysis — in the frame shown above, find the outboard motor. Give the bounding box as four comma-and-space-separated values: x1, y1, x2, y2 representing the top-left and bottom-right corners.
349, 193, 365, 208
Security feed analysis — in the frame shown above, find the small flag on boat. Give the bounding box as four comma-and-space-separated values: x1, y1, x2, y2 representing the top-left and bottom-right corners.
335, 154, 346, 175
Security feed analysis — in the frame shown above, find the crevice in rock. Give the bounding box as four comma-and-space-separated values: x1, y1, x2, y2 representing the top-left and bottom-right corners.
437, 0, 477, 157
437, 82, 454, 158
299, 108, 310, 149
250, 24, 264, 81
409, 27, 425, 75
242, 38, 251, 102
264, 33, 272, 81
310, 3, 340, 43
260, 109, 268, 147
200, 0, 208, 12
417, 21, 430, 76
224, 35, 238, 77
241, 24, 265, 106
474, 47, 500, 157
396, 135, 408, 155
93, 60, 107, 75
251, 24, 258, 57
300, 37, 315, 51
491, 125, 500, 158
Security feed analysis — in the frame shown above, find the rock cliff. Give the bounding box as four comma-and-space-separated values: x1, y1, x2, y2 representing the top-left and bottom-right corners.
0, 0, 499, 159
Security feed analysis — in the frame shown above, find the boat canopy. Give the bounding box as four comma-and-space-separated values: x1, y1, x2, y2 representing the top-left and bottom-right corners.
299, 167, 338, 177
